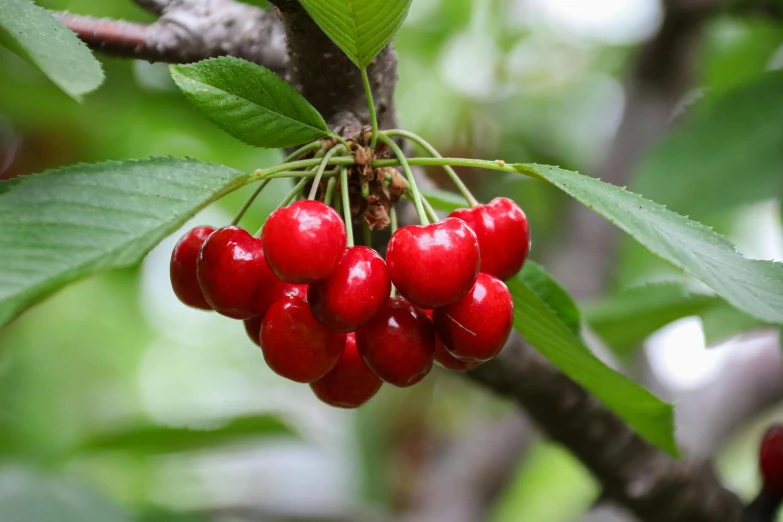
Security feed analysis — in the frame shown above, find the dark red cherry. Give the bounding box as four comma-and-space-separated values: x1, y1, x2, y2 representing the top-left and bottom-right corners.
433, 273, 513, 362
197, 226, 282, 319
451, 198, 530, 280
244, 316, 262, 347
170, 226, 215, 310
279, 283, 309, 301
386, 217, 480, 308
309, 246, 391, 332
355, 297, 434, 387
760, 425, 783, 498
422, 311, 481, 372
260, 295, 345, 383
262, 200, 346, 283
310, 333, 383, 408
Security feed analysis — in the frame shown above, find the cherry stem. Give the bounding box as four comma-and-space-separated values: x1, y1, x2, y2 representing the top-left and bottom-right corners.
340, 166, 355, 248
308, 145, 345, 200
362, 220, 372, 247
371, 157, 516, 175
283, 141, 322, 163
421, 194, 439, 223
362, 67, 379, 149
280, 177, 309, 208
377, 134, 429, 226
255, 157, 354, 179
324, 177, 337, 205
230, 178, 271, 226
329, 134, 350, 149
384, 130, 480, 208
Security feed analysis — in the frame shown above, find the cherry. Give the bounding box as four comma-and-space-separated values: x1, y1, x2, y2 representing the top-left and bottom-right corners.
760, 425, 783, 498
308, 246, 391, 332
433, 273, 513, 362
262, 200, 347, 283
355, 297, 434, 387
310, 333, 383, 408
420, 311, 481, 372
260, 295, 345, 383
244, 316, 262, 347
386, 217, 480, 308
451, 198, 530, 280
243, 283, 307, 347
197, 226, 282, 319
279, 283, 309, 301
170, 226, 215, 310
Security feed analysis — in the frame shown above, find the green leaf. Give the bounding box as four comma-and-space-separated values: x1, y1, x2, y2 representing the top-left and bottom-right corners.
75, 414, 293, 455
508, 277, 678, 455
516, 164, 783, 325
0, 467, 129, 522
421, 188, 468, 214
518, 262, 581, 337
298, 0, 413, 68
0, 0, 103, 100
170, 57, 330, 148
0, 157, 251, 327
700, 301, 766, 347
633, 71, 783, 219
585, 283, 717, 356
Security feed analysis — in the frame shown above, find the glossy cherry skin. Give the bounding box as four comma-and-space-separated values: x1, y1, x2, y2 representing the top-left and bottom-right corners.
433, 273, 513, 362
170, 226, 216, 310
262, 200, 347, 284
196, 226, 282, 319
308, 246, 391, 332
451, 198, 530, 280
355, 297, 435, 387
310, 333, 383, 408
760, 425, 783, 498
422, 311, 481, 372
386, 218, 480, 309
260, 295, 345, 383
243, 283, 308, 347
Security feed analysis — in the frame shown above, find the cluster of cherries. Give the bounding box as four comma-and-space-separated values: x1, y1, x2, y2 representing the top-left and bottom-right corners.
170, 196, 530, 408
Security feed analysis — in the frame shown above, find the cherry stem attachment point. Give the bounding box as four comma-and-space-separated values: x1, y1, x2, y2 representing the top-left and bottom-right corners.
384, 130, 479, 208
340, 166, 355, 248
377, 134, 429, 226
361, 67, 379, 149
308, 145, 345, 200
230, 178, 271, 226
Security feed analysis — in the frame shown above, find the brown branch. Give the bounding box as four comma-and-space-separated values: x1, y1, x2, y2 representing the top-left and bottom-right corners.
468, 339, 745, 522
55, 0, 287, 73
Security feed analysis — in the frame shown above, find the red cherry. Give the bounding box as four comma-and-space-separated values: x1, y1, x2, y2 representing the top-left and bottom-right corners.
244, 316, 262, 347
386, 218, 480, 308
309, 246, 391, 332
451, 198, 530, 280
355, 297, 434, 387
260, 295, 345, 383
197, 226, 282, 319
433, 273, 513, 362
310, 333, 383, 408
279, 283, 309, 301
760, 425, 783, 498
422, 310, 480, 372
262, 200, 346, 283
170, 226, 215, 310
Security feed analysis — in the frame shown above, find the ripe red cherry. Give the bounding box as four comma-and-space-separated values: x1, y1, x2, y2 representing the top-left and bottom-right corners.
262, 200, 346, 283
310, 333, 383, 408
309, 246, 391, 332
243, 284, 307, 347
451, 198, 530, 280
386, 217, 480, 308
355, 297, 434, 387
197, 226, 282, 319
170, 226, 215, 310
760, 425, 783, 498
433, 273, 513, 362
422, 310, 480, 372
260, 295, 345, 383
244, 316, 262, 347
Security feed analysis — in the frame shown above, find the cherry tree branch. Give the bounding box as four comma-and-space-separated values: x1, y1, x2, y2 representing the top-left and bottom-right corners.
55, 0, 287, 73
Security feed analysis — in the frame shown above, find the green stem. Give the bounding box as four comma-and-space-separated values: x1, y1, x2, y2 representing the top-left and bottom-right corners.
308, 146, 345, 200
324, 177, 337, 206
230, 179, 271, 226
377, 134, 429, 226
371, 157, 516, 175
340, 166, 355, 247
330, 133, 351, 149
384, 130, 480, 207
362, 67, 379, 149
253, 176, 311, 237
283, 141, 322, 163
362, 220, 372, 247
420, 194, 439, 223
255, 157, 354, 179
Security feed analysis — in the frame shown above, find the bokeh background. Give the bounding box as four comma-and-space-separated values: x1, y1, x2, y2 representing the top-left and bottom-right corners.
1, 0, 782, 521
